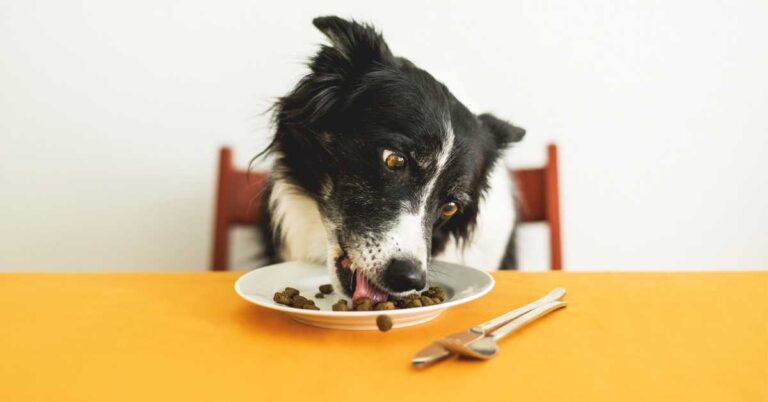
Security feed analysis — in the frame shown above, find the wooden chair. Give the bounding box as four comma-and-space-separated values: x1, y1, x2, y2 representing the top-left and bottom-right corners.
511, 144, 563, 270
210, 144, 562, 271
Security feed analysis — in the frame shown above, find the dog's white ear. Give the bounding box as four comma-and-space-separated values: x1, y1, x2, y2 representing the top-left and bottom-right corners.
312, 16, 394, 67
478, 113, 526, 147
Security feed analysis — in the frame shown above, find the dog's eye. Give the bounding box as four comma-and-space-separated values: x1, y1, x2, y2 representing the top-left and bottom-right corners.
440, 202, 459, 219
382, 149, 406, 170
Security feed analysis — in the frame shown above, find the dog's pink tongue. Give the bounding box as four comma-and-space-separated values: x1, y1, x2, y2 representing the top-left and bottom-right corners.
352, 270, 389, 304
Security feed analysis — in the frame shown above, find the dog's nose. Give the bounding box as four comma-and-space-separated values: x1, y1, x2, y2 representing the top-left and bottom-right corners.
382, 258, 426, 292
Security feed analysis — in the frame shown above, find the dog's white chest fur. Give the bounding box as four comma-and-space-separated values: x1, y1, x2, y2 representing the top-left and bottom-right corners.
270, 159, 515, 271
268, 178, 328, 264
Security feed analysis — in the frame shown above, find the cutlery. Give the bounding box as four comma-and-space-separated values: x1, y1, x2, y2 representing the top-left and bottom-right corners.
411, 287, 566, 367
437, 300, 567, 360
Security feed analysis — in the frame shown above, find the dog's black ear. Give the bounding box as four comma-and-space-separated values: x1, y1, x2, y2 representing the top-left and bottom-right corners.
275, 17, 394, 125
478, 113, 526, 148
312, 16, 394, 74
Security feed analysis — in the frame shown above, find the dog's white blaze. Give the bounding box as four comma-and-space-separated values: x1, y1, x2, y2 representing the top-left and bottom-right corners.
386, 212, 429, 265
419, 122, 455, 212
269, 175, 327, 264
384, 120, 455, 267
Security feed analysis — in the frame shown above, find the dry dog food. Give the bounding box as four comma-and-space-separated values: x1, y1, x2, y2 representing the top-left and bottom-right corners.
283, 287, 300, 298
376, 315, 393, 332
273, 286, 447, 314
332, 299, 350, 311
353, 297, 372, 311
273, 288, 320, 310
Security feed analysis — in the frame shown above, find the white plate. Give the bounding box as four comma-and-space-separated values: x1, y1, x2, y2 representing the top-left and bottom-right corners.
234, 260, 494, 330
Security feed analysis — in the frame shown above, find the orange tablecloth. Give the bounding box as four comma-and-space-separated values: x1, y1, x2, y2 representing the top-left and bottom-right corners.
1, 271, 766, 401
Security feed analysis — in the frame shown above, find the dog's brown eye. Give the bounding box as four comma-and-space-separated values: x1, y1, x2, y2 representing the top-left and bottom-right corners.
440, 202, 459, 219
382, 149, 406, 170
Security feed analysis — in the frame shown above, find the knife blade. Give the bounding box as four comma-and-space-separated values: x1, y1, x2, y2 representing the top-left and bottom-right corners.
411, 288, 566, 367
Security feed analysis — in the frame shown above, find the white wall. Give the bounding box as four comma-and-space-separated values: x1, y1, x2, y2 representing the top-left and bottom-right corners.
1, 0, 767, 272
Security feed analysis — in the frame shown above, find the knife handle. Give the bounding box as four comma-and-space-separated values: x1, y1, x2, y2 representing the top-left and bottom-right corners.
477, 287, 566, 334
490, 301, 567, 341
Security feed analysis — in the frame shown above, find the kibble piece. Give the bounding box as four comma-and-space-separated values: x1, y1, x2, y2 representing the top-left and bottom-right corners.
283, 287, 300, 298
291, 295, 309, 308
402, 299, 420, 308
302, 304, 320, 310
391, 298, 407, 309
374, 301, 396, 311
319, 284, 334, 295
430, 287, 446, 300
354, 299, 372, 311
405, 293, 420, 300
315, 293, 324, 299
273, 292, 292, 305
376, 315, 393, 332
332, 300, 350, 311
420, 296, 435, 306
352, 297, 371, 307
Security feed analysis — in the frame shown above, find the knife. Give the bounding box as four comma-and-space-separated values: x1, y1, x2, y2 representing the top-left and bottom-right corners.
411, 287, 566, 367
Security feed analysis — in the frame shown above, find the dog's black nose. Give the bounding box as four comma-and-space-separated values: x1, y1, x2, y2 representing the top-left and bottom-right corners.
382, 258, 426, 292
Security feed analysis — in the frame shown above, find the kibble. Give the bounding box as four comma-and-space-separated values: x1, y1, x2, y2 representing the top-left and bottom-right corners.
272, 286, 447, 314
429, 286, 446, 301
332, 299, 350, 311
392, 298, 408, 309
353, 297, 371, 307
319, 284, 334, 295
376, 315, 393, 332
283, 287, 300, 298
406, 298, 423, 308
420, 296, 435, 306
354, 298, 373, 311
273, 292, 292, 305
291, 295, 310, 308
374, 301, 396, 310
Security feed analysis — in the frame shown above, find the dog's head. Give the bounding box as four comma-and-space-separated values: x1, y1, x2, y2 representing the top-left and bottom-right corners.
269, 16, 524, 301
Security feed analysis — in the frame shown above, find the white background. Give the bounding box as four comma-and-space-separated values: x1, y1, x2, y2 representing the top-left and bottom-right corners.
1, 0, 767, 272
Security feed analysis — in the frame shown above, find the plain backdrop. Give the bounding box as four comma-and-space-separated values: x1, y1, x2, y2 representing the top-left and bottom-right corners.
1, 0, 767, 272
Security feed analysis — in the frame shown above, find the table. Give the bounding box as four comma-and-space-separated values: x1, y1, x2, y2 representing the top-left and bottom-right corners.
1, 271, 766, 401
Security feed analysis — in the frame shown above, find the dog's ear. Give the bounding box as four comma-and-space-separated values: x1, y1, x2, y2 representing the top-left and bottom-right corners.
478, 113, 526, 148
312, 16, 394, 70
275, 17, 394, 125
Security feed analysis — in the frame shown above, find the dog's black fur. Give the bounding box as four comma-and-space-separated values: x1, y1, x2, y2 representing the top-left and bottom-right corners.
259, 16, 524, 296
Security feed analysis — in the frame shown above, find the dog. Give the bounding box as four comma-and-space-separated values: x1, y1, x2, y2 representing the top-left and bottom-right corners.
259, 16, 525, 302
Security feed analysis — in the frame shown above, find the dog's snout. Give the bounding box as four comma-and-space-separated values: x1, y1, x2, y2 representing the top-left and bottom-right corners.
382, 258, 426, 292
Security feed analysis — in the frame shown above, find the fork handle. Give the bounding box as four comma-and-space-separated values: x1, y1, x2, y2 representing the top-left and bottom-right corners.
477, 288, 566, 334
490, 301, 567, 341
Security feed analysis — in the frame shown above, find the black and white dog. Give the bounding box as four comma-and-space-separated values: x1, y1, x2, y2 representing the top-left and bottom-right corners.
260, 16, 525, 303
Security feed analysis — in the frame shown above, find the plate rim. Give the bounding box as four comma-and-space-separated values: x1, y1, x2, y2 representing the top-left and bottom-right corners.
234, 260, 495, 317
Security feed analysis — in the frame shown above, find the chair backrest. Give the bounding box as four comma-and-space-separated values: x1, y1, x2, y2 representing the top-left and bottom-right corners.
210, 144, 562, 270
511, 144, 562, 270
